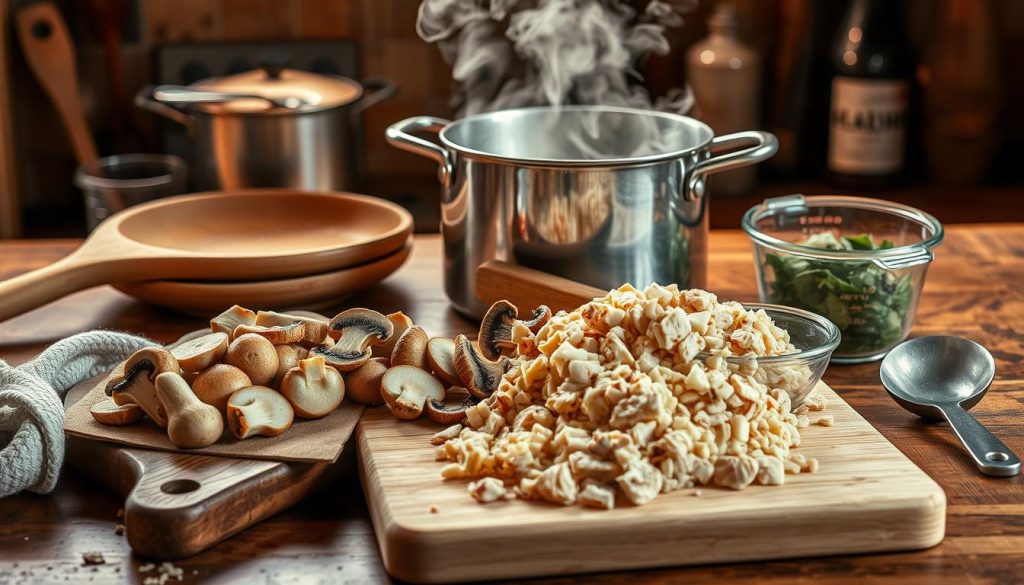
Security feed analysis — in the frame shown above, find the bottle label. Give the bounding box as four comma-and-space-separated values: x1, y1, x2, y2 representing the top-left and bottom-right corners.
828, 77, 908, 175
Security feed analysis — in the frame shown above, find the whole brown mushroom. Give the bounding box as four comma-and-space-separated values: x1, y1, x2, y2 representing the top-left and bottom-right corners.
225, 333, 279, 386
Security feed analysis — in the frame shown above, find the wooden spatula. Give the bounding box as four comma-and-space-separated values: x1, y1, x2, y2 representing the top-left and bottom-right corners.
16, 2, 99, 165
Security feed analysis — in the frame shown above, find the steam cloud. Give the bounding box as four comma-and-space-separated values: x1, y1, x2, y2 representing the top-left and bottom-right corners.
417, 0, 697, 117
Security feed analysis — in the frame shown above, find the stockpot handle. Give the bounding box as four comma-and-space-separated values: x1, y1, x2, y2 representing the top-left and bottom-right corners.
355, 78, 397, 114
134, 85, 194, 132
385, 116, 453, 186
685, 130, 778, 202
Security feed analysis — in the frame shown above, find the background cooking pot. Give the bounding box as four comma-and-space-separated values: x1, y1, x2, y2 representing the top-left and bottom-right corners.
387, 105, 778, 317
136, 64, 394, 191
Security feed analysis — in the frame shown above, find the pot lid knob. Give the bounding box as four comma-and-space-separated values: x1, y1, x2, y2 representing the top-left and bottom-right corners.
260, 51, 290, 80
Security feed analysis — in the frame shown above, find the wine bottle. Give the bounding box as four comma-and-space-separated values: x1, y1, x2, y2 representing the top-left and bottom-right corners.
826, 0, 914, 188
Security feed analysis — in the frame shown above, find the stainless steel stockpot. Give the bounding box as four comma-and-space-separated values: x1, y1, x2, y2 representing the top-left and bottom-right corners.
137, 66, 393, 191
387, 105, 777, 317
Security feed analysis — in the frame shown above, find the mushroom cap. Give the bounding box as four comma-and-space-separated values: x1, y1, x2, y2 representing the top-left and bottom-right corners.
233, 321, 306, 345
106, 348, 180, 428
391, 326, 429, 369
255, 310, 331, 347
272, 343, 308, 388
119, 347, 181, 383
343, 357, 389, 406
226, 386, 295, 439
90, 399, 144, 426
372, 311, 414, 359
211, 305, 256, 337
380, 365, 445, 420
170, 332, 229, 375
280, 356, 345, 419
328, 308, 393, 343
315, 308, 393, 372
523, 305, 553, 332
192, 363, 253, 415
478, 300, 518, 361
453, 334, 513, 399
426, 386, 477, 424
426, 337, 460, 385
225, 333, 279, 386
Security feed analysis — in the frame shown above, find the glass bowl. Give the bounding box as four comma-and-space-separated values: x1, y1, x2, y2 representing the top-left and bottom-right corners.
742, 195, 943, 363
700, 303, 840, 409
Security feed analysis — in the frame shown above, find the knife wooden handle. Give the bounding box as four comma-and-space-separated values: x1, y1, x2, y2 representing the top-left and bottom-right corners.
475, 260, 605, 313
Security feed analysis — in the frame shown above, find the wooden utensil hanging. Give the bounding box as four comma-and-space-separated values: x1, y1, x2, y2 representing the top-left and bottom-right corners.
15, 2, 99, 166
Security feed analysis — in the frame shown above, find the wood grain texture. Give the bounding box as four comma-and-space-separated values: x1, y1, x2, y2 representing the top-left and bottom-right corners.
0, 229, 1022, 584
358, 382, 946, 583
0, 191, 412, 322
61, 371, 349, 560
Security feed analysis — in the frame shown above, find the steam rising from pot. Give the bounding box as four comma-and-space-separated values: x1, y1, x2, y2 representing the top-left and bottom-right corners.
417, 0, 697, 119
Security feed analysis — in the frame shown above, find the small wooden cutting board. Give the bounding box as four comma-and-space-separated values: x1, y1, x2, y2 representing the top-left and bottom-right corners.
358, 381, 946, 583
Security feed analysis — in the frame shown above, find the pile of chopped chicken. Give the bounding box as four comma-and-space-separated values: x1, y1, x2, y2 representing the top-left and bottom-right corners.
433, 284, 828, 509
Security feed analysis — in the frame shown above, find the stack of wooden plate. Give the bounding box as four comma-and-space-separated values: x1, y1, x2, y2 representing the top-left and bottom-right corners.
114, 190, 415, 314
0, 190, 415, 319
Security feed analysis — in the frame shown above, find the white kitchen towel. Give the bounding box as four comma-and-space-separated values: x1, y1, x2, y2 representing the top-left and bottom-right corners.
0, 331, 156, 498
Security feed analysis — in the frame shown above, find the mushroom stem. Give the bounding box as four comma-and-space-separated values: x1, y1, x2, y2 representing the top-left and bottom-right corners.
155, 372, 224, 449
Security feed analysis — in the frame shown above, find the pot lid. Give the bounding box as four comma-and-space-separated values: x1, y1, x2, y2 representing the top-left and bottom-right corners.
190, 65, 362, 114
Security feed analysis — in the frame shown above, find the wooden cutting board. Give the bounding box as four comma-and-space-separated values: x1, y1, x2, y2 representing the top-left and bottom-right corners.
63, 376, 350, 560
358, 381, 946, 583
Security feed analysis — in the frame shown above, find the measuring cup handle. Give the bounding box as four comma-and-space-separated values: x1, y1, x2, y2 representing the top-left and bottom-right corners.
685, 131, 778, 202
938, 404, 1021, 477
385, 116, 453, 187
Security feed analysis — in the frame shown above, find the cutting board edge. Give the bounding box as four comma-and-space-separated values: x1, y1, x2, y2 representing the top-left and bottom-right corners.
363, 468, 946, 583
357, 382, 949, 584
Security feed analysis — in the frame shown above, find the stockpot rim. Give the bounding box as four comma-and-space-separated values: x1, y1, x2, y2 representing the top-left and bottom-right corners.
436, 105, 717, 168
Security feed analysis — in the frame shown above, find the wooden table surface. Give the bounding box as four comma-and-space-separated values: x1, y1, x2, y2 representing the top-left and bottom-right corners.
1, 228, 1022, 584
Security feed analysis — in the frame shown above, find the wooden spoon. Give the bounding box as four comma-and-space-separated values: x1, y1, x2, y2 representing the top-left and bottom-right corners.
0, 190, 413, 322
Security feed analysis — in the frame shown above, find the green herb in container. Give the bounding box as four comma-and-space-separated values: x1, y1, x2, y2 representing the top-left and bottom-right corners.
765, 232, 913, 356
743, 195, 944, 364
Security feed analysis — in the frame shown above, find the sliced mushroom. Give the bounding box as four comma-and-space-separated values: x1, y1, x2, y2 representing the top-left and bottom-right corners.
343, 357, 389, 406
426, 386, 477, 425
313, 308, 393, 372
426, 337, 460, 385
211, 305, 256, 337
272, 344, 308, 388
372, 311, 414, 359
169, 332, 229, 375
106, 347, 181, 428
192, 363, 252, 415
280, 355, 345, 419
478, 300, 519, 361
453, 334, 512, 399
226, 386, 294, 439
391, 326, 429, 369
523, 305, 552, 333
233, 320, 305, 345
155, 372, 224, 449
90, 399, 144, 426
255, 310, 331, 347
380, 365, 445, 420
225, 333, 279, 386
